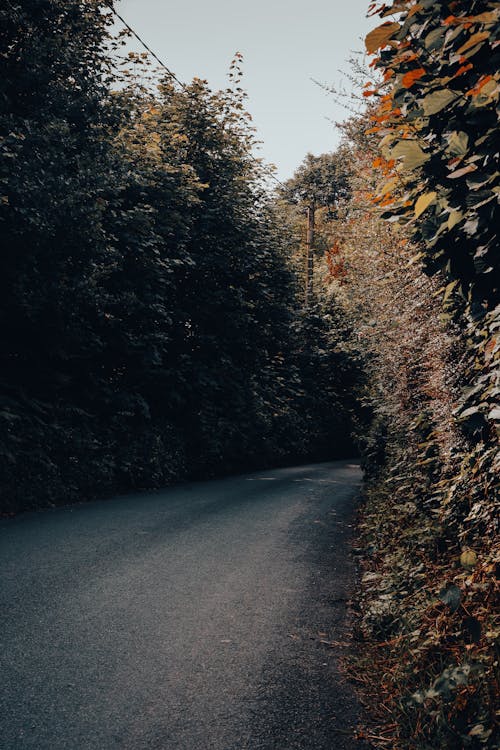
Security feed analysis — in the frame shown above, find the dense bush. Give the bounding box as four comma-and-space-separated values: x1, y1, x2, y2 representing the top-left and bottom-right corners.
335, 2, 500, 747
0, 1, 361, 513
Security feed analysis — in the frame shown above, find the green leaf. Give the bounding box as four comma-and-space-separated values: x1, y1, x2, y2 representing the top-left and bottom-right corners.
414, 191, 437, 217
447, 210, 463, 229
423, 89, 458, 116
446, 131, 469, 157
391, 140, 430, 170
425, 27, 445, 51
443, 279, 459, 304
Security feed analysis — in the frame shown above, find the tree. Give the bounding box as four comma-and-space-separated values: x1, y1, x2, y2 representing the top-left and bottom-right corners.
278, 149, 354, 305
0, 2, 361, 511
280, 149, 352, 209
0, 0, 122, 504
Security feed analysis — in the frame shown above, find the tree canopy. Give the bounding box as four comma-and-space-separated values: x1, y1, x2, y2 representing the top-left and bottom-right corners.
0, 0, 361, 512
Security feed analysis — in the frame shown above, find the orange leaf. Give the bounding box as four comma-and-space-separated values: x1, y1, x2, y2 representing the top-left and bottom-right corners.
466, 74, 494, 96
400, 52, 419, 62
466, 11, 500, 24
407, 4, 422, 18
402, 68, 426, 88
379, 194, 396, 207
454, 63, 473, 77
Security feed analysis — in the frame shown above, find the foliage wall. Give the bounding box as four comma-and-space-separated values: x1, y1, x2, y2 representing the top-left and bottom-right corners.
0, 0, 361, 513
321, 1, 499, 747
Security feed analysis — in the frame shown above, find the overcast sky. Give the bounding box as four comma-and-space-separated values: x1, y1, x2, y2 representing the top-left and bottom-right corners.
117, 0, 374, 181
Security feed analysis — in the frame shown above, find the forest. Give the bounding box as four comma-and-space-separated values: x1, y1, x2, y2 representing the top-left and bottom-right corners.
1, 1, 498, 748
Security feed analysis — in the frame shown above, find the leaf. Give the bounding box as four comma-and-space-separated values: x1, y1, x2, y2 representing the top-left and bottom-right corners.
425, 27, 445, 51
414, 191, 436, 217
447, 210, 463, 229
443, 279, 459, 303
453, 63, 473, 78
390, 140, 430, 170
457, 31, 489, 55
460, 405, 481, 418
380, 176, 399, 195
469, 724, 492, 740
446, 131, 469, 156
476, 81, 500, 106
438, 584, 461, 612
380, 4, 407, 17
422, 89, 458, 115
365, 22, 400, 54
466, 74, 495, 97
402, 68, 426, 88
463, 217, 479, 235
430, 664, 474, 699
448, 164, 478, 179
467, 11, 499, 24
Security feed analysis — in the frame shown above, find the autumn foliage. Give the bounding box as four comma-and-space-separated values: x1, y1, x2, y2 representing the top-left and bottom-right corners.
348, 1, 500, 747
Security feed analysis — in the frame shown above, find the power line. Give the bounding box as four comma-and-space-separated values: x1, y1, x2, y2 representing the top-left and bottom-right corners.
105, 2, 288, 190
105, 2, 187, 91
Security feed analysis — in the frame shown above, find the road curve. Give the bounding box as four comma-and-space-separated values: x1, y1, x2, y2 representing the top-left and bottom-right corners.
0, 460, 366, 750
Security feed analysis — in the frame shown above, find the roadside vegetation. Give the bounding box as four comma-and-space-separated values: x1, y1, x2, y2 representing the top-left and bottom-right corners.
0, 1, 362, 513
283, 1, 498, 746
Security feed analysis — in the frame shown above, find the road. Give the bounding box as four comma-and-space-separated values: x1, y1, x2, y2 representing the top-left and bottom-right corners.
0, 460, 366, 750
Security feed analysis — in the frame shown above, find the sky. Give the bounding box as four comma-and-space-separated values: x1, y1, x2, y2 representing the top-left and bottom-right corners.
117, 0, 375, 182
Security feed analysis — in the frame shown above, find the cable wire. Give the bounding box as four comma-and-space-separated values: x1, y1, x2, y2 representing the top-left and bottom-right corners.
105, 2, 187, 91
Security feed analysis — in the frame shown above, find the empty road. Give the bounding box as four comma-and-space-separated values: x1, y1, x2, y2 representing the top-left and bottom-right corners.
0, 460, 366, 750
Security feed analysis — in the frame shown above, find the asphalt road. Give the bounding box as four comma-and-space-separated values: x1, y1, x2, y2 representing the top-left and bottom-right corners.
0, 460, 366, 750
